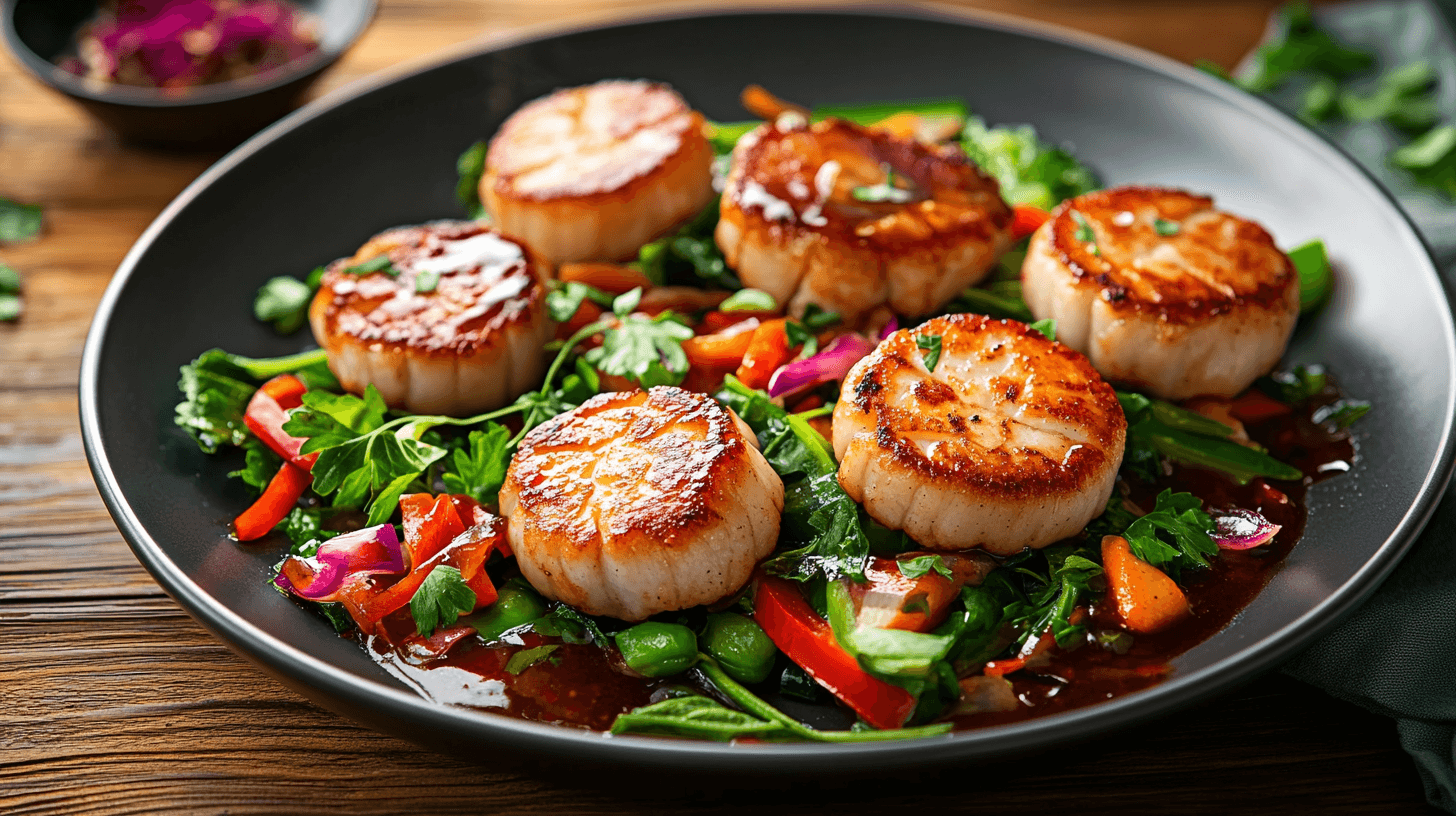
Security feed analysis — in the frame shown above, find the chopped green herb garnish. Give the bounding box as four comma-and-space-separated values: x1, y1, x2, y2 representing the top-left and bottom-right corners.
414, 270, 440, 294
1313, 399, 1371, 429
505, 644, 560, 675
851, 165, 915, 204
546, 280, 614, 322
0, 197, 42, 242
409, 565, 477, 637
720, 288, 778, 312
1153, 218, 1181, 237
343, 255, 398, 277
898, 555, 953, 580
455, 140, 488, 219
253, 275, 316, 334
917, 334, 942, 371
959, 116, 1098, 209
1070, 210, 1099, 255
1260, 364, 1327, 404
1121, 489, 1219, 578
582, 289, 694, 388
1028, 319, 1057, 342
800, 304, 841, 331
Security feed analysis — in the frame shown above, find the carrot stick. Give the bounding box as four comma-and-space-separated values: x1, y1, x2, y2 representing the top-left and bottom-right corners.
234, 461, 311, 541
1100, 535, 1189, 634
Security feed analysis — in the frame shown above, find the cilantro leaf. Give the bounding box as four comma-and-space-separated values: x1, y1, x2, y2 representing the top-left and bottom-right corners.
0, 197, 42, 242
916, 334, 942, 371
456, 140, 489, 220
410, 565, 477, 637
1028, 319, 1057, 342
898, 555, 953, 580
584, 309, 694, 388
1122, 489, 1219, 578
253, 275, 316, 334
440, 424, 511, 505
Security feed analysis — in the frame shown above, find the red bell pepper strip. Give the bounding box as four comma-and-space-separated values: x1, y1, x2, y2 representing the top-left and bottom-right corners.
361, 496, 503, 627
753, 574, 917, 730
399, 493, 467, 568
735, 318, 796, 390
243, 374, 317, 470
233, 461, 311, 541
1230, 390, 1294, 424
1010, 204, 1051, 240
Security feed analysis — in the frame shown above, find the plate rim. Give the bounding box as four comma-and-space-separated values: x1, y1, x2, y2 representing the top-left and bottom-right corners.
79, 3, 1456, 770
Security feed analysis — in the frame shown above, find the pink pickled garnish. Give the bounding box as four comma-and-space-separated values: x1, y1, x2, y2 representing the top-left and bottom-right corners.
1211, 508, 1282, 550
273, 524, 406, 602
766, 333, 878, 398
878, 316, 899, 340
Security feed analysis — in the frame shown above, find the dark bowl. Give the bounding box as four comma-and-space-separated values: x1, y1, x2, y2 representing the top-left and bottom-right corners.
79, 7, 1456, 776
1, 0, 377, 148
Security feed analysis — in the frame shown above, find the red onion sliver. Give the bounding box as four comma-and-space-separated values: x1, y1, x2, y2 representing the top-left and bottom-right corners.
879, 316, 900, 340
274, 523, 405, 601
1212, 508, 1281, 550
766, 333, 878, 399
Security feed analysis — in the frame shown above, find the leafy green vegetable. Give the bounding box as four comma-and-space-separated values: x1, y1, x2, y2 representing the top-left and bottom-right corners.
0, 262, 21, 322
947, 280, 1035, 322
583, 289, 695, 387
827, 580, 955, 677
253, 275, 316, 334
800, 304, 842, 331
1287, 239, 1333, 313
0, 197, 42, 242
1259, 364, 1327, 404
1314, 399, 1371, 429
705, 121, 758, 155
784, 319, 817, 355
343, 255, 398, 277
813, 98, 967, 126
898, 555, 952, 580
229, 438, 283, 495
851, 165, 915, 204
1119, 390, 1303, 484
1237, 2, 1373, 93
610, 695, 795, 741
720, 288, 778, 312
1028, 319, 1057, 342
505, 644, 559, 675
916, 334, 942, 371
456, 140, 488, 219
532, 603, 611, 647
277, 507, 340, 551
1122, 489, 1219, 577
410, 565, 476, 637
1392, 125, 1456, 199
414, 270, 440, 294
1300, 76, 1339, 124
546, 280, 614, 322
959, 116, 1098, 210
988, 543, 1102, 649
176, 350, 260, 453
1337, 61, 1437, 132
636, 197, 738, 289
440, 424, 511, 505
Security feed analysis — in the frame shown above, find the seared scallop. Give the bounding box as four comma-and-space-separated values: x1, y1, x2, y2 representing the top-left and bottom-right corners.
716, 116, 1013, 325
499, 387, 784, 621
481, 80, 716, 266
834, 314, 1126, 554
1021, 186, 1300, 400
309, 221, 553, 416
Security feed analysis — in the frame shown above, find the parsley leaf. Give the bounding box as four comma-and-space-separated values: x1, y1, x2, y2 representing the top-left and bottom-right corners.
988, 543, 1103, 649
176, 350, 258, 453
636, 197, 738, 289
505, 644, 560, 675
229, 437, 282, 495
917, 334, 942, 371
898, 555, 952, 580
546, 281, 614, 322
410, 565, 477, 637
1122, 489, 1219, 578
584, 299, 694, 388
0, 197, 42, 242
456, 140, 488, 220
1028, 319, 1057, 342
253, 275, 316, 334
1153, 218, 1181, 236
440, 424, 511, 505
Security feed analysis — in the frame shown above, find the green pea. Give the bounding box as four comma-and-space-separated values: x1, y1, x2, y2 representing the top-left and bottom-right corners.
615, 622, 698, 678
701, 612, 777, 684
468, 583, 548, 644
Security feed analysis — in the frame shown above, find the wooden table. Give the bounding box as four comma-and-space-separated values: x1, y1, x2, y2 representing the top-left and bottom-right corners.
0, 1, 1440, 813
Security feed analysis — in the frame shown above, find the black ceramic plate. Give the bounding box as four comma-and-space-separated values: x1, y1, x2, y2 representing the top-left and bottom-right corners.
81, 8, 1456, 773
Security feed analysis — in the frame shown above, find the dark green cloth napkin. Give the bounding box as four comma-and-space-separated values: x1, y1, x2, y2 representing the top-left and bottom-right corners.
1242, 2, 1456, 811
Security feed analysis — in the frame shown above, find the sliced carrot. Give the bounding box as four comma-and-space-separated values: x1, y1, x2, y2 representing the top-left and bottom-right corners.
870, 111, 922, 140
1230, 390, 1294, 423
1100, 535, 1189, 634
699, 309, 777, 334
734, 318, 795, 390
558, 262, 653, 295
683, 322, 758, 369
233, 461, 311, 542
1010, 204, 1052, 240
740, 84, 806, 120
848, 554, 991, 633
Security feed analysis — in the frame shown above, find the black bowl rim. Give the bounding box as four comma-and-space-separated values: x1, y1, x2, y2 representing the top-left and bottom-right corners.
0, 0, 379, 107
79, 3, 1456, 771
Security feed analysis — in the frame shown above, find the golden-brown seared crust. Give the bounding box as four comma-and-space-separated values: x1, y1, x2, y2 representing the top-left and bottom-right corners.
504, 388, 753, 558
483, 80, 711, 205
310, 221, 546, 360
1047, 186, 1296, 325
845, 314, 1125, 499
723, 117, 1012, 258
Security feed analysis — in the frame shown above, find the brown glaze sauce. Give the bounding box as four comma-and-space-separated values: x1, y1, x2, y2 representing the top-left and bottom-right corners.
356, 382, 1356, 734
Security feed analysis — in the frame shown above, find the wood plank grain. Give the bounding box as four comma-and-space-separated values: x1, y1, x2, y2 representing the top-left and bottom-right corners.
0, 1, 1438, 814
